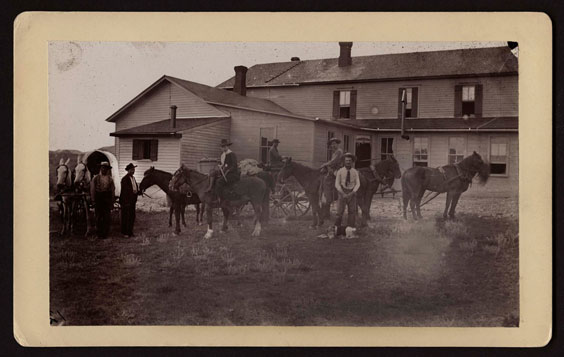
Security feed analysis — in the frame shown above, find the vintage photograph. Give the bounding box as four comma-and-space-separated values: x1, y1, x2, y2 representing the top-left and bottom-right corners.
49, 41, 519, 327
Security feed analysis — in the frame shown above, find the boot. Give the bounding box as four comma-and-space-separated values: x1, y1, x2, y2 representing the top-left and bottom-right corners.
206, 176, 215, 193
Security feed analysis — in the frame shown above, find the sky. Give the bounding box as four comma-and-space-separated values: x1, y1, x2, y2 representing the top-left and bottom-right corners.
49, 41, 507, 151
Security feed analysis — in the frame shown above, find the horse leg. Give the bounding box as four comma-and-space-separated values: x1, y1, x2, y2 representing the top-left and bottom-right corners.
221, 206, 230, 233
251, 201, 263, 237
415, 190, 425, 219
174, 201, 181, 234
199, 202, 205, 226
169, 205, 173, 227
443, 192, 452, 220
204, 203, 214, 239
310, 199, 320, 228
181, 202, 187, 227
449, 192, 462, 219
195, 203, 200, 224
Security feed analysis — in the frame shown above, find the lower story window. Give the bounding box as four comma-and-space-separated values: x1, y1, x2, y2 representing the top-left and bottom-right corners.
381, 137, 394, 161
260, 127, 275, 164
448, 137, 465, 164
413, 137, 429, 167
132, 139, 158, 161
343, 134, 350, 153
490, 137, 508, 175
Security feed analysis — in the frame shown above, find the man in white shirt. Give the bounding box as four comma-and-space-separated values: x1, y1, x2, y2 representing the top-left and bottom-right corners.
334, 153, 360, 230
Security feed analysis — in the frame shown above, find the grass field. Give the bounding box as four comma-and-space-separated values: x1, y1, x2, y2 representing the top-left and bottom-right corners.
49, 194, 519, 326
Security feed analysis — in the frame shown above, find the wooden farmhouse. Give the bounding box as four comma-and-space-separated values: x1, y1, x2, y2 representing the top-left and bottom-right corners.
218, 43, 519, 194
108, 43, 518, 194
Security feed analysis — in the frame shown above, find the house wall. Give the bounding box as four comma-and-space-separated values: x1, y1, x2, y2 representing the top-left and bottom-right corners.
216, 106, 316, 166
115, 81, 227, 131
116, 137, 181, 182
246, 75, 518, 120
180, 120, 231, 170
371, 132, 518, 193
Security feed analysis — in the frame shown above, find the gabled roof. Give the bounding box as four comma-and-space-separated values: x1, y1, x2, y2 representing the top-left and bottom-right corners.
217, 46, 518, 88
110, 117, 229, 137
105, 75, 294, 123
352, 117, 518, 132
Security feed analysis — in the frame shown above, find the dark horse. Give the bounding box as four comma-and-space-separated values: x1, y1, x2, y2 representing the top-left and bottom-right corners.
278, 158, 328, 227
139, 167, 204, 234
319, 157, 402, 227
170, 165, 269, 239
401, 151, 490, 220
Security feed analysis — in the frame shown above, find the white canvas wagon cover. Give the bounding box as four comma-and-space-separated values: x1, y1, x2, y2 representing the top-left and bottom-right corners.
83, 150, 121, 197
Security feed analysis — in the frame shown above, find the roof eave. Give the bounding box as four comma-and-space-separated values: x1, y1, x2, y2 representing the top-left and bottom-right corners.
110, 132, 182, 138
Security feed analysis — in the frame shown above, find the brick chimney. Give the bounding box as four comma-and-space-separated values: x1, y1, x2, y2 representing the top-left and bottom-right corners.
233, 66, 248, 96
338, 42, 353, 67
170, 105, 177, 129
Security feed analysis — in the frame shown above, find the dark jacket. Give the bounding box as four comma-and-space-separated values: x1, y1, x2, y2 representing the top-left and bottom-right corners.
120, 174, 139, 205
222, 151, 240, 182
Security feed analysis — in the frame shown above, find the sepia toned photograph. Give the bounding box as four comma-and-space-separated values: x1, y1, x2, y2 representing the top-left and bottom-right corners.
47, 40, 521, 328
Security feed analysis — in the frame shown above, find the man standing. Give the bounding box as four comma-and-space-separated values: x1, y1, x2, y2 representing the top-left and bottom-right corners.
90, 161, 115, 239
334, 153, 360, 233
268, 138, 283, 169
120, 163, 140, 238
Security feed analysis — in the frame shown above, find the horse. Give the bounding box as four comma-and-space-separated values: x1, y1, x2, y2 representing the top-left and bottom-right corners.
73, 154, 94, 236
277, 158, 327, 227
319, 156, 403, 227
139, 167, 204, 232
169, 164, 268, 239
401, 151, 490, 220
54, 158, 75, 235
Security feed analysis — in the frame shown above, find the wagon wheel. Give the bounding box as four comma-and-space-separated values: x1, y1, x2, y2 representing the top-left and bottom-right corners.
290, 189, 311, 217
270, 182, 311, 218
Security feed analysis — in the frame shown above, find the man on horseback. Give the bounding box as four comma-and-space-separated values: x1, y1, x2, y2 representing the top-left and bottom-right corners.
320, 137, 343, 174
207, 139, 240, 200
268, 138, 283, 169
334, 153, 360, 232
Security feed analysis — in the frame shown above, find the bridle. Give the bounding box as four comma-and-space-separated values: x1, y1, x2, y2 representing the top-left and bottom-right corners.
56, 164, 71, 186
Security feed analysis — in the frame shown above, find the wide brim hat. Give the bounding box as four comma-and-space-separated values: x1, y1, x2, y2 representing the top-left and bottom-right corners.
328, 137, 341, 145
220, 139, 233, 147
125, 163, 137, 171
343, 152, 356, 161
100, 161, 112, 168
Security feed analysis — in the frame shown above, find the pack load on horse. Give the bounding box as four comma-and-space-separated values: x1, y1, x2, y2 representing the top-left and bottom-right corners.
401, 151, 490, 220
138, 166, 204, 233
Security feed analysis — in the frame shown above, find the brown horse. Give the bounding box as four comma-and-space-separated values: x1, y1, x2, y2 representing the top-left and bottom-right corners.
170, 165, 269, 239
139, 167, 204, 234
278, 158, 328, 227
401, 151, 490, 220
319, 157, 402, 227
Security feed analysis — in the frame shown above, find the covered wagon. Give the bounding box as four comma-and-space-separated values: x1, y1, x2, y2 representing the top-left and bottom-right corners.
83, 150, 121, 198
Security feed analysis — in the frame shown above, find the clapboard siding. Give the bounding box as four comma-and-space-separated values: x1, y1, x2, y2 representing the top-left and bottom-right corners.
115, 81, 227, 131
117, 137, 181, 182
216, 106, 315, 166
386, 132, 518, 193
246, 75, 518, 120
180, 120, 231, 169
312, 123, 369, 167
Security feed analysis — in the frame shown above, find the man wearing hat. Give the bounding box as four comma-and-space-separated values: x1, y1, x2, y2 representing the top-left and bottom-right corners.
207, 139, 240, 198
120, 163, 140, 238
90, 161, 115, 239
320, 137, 343, 174
334, 153, 360, 233
268, 138, 283, 169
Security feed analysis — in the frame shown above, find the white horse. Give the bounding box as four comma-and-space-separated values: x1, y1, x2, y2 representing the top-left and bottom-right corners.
73, 154, 94, 236
55, 158, 74, 235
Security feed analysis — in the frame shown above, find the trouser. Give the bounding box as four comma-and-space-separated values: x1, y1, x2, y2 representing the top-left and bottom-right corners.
121, 202, 136, 236
335, 191, 358, 228
94, 191, 113, 238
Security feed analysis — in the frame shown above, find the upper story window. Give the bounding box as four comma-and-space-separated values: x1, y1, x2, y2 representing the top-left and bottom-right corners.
398, 87, 418, 118
132, 139, 158, 161
333, 90, 357, 119
455, 84, 483, 117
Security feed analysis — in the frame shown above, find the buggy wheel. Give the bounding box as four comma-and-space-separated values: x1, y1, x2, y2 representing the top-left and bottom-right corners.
270, 183, 293, 218
290, 190, 311, 217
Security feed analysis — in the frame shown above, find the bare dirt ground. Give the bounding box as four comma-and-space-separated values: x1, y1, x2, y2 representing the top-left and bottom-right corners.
50, 194, 518, 326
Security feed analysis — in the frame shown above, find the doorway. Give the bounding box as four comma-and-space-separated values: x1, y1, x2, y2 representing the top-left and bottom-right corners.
355, 136, 372, 168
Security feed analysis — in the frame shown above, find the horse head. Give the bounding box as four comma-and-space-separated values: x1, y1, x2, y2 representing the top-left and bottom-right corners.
278, 157, 293, 184
470, 151, 491, 184
386, 155, 402, 179
73, 155, 91, 189
170, 164, 190, 191
56, 157, 72, 190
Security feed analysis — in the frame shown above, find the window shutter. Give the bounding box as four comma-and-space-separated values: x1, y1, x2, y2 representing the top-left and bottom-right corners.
150, 140, 158, 161
411, 87, 418, 118
398, 88, 404, 118
332, 91, 340, 119
132, 140, 141, 160
454, 85, 462, 117
350, 90, 357, 120
474, 84, 483, 118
